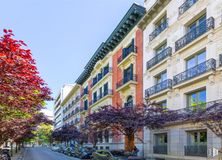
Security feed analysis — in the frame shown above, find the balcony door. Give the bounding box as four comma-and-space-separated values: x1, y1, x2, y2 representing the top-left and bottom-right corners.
188, 14, 206, 32
187, 130, 207, 145
124, 64, 133, 83
186, 51, 206, 69
156, 70, 167, 84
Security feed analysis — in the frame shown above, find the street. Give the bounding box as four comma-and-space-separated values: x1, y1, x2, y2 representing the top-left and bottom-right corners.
23, 147, 79, 160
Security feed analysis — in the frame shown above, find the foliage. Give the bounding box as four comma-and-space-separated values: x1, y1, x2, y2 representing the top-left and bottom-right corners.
34, 123, 53, 145
85, 103, 168, 151
0, 29, 52, 145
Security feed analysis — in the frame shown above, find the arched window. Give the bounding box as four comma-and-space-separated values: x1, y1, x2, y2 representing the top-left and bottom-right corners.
125, 95, 133, 107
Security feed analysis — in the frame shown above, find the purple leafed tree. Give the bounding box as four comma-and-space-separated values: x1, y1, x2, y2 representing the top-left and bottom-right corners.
86, 103, 168, 152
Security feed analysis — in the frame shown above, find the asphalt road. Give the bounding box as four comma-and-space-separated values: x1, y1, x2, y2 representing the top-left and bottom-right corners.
23, 147, 79, 160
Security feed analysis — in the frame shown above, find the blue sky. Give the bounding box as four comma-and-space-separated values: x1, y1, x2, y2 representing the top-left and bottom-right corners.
0, 0, 143, 115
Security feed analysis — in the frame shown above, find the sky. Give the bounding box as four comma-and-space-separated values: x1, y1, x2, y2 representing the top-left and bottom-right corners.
0, 0, 144, 116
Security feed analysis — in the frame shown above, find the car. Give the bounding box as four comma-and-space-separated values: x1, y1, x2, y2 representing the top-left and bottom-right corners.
92, 150, 119, 160
79, 147, 96, 159
0, 149, 11, 160
51, 145, 60, 152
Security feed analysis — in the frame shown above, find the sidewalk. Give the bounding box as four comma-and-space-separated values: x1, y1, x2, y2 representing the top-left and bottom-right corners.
11, 148, 26, 160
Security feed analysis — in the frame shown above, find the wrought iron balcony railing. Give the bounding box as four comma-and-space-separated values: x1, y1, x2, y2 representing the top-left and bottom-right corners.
116, 75, 137, 89
173, 59, 216, 86
145, 79, 172, 97
175, 17, 214, 51
91, 90, 113, 105
153, 145, 168, 154
92, 67, 112, 87
220, 54, 222, 67
149, 19, 168, 41
146, 47, 172, 70
184, 145, 207, 157
118, 45, 137, 64
179, 0, 198, 15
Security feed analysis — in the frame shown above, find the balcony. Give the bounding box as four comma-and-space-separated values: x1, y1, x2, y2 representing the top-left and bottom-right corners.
145, 79, 172, 97
184, 145, 207, 157
91, 67, 112, 87
118, 45, 137, 64
175, 17, 214, 51
116, 75, 137, 90
81, 89, 88, 98
220, 54, 222, 67
173, 59, 216, 86
146, 47, 172, 70
179, 0, 198, 16
153, 145, 168, 154
149, 19, 168, 41
90, 90, 113, 106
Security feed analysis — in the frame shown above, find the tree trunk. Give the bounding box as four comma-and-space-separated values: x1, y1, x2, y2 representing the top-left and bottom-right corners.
125, 133, 135, 152
15, 143, 18, 153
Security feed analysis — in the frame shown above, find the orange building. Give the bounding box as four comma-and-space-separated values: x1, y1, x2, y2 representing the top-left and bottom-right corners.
73, 3, 145, 151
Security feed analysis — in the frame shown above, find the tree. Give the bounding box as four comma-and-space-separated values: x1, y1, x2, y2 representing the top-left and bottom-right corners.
86, 104, 167, 152
34, 124, 53, 145
51, 125, 80, 145
0, 29, 52, 145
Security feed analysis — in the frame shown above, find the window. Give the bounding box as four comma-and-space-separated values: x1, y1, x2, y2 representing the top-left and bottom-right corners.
84, 100, 88, 110
186, 50, 206, 69
103, 83, 108, 96
125, 95, 133, 107
187, 89, 206, 108
155, 71, 167, 84
123, 64, 133, 82
155, 15, 167, 28
99, 87, 103, 98
187, 130, 207, 145
155, 42, 167, 55
157, 100, 167, 109
93, 92, 97, 103
104, 130, 109, 143
188, 14, 206, 32
155, 133, 168, 145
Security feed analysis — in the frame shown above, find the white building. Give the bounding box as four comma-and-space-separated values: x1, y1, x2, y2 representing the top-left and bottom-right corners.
53, 84, 74, 130
139, 0, 222, 159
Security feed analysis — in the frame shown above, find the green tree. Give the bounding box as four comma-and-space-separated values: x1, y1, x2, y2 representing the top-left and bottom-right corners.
34, 124, 53, 145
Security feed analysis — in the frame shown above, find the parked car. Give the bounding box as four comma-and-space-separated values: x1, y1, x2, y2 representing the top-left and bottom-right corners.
80, 147, 96, 159
92, 150, 119, 160
51, 145, 60, 152
64, 147, 73, 156
0, 149, 11, 160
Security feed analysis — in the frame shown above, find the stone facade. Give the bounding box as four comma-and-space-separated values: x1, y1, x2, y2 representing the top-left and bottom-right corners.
141, 0, 222, 159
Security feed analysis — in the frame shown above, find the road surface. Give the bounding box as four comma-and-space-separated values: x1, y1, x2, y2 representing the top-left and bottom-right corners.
23, 147, 79, 160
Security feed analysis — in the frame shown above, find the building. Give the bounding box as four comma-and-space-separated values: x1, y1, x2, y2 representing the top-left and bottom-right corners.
72, 3, 146, 152
53, 84, 74, 130
60, 84, 82, 129
139, 0, 222, 159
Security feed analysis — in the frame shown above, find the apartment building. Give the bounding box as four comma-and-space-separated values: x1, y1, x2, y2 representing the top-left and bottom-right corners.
53, 84, 74, 130
74, 3, 145, 151
60, 84, 81, 129
139, 0, 222, 159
